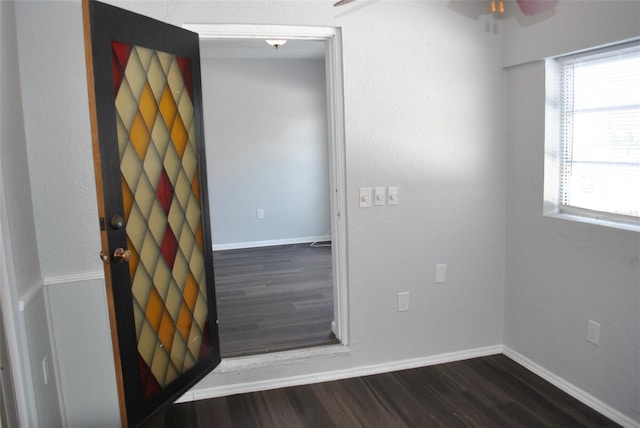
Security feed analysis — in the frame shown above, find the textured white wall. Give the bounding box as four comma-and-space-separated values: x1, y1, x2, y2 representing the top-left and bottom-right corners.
14, 0, 102, 279
0, 0, 41, 299
504, 1, 640, 423
14, 0, 506, 425
1, 1, 61, 426
202, 58, 330, 247
503, 0, 640, 67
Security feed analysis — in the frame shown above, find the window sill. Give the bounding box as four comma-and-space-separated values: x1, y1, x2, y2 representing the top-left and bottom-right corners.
544, 211, 640, 233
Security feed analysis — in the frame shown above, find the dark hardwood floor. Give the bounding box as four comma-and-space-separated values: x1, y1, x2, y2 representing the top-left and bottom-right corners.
214, 243, 338, 358
145, 354, 617, 427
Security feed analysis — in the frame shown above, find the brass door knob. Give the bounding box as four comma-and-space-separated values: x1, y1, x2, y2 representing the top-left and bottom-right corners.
113, 248, 131, 262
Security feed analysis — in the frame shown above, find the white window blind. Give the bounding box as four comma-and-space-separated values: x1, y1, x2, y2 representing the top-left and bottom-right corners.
558, 43, 640, 221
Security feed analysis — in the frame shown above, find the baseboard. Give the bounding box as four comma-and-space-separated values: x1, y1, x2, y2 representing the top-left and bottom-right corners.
212, 236, 329, 251
176, 344, 503, 403
503, 346, 639, 428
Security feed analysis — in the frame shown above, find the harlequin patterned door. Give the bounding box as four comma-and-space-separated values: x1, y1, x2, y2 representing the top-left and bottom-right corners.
83, 1, 220, 426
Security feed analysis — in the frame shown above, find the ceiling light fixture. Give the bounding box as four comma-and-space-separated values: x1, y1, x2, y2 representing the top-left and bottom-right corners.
265, 39, 287, 50
489, 0, 505, 13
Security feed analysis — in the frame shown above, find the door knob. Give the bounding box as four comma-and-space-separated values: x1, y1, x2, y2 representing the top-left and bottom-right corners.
110, 215, 125, 230
113, 248, 131, 262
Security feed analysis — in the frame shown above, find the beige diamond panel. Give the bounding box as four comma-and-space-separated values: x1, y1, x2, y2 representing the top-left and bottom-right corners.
113, 43, 208, 394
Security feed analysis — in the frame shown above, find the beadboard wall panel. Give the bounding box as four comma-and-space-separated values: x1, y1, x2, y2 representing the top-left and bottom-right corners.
22, 289, 62, 427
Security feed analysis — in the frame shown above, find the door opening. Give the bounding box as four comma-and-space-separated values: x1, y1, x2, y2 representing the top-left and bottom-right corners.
186, 24, 348, 356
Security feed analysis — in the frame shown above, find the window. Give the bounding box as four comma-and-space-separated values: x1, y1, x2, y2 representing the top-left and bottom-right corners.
545, 41, 640, 229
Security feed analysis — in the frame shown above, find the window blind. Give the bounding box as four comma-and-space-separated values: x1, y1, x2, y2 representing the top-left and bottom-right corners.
558, 43, 640, 219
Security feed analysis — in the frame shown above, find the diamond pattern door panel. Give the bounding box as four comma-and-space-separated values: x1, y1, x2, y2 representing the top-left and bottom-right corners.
113, 41, 210, 399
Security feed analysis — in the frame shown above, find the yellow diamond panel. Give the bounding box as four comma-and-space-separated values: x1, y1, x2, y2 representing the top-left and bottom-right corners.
159, 86, 178, 132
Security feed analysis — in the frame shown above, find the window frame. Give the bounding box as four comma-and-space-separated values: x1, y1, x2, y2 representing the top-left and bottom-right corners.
544, 40, 640, 232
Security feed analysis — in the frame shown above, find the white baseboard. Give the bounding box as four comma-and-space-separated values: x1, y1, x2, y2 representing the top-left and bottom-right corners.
176, 344, 503, 403
212, 235, 329, 251
503, 346, 639, 428
178, 344, 638, 428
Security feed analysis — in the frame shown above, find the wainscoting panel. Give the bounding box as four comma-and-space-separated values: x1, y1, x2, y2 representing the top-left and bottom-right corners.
22, 288, 62, 426
46, 272, 120, 427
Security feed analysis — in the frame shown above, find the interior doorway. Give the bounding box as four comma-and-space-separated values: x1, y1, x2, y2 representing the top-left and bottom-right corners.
187, 24, 348, 357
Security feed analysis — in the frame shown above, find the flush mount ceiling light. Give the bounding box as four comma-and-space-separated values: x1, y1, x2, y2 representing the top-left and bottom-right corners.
265, 39, 287, 50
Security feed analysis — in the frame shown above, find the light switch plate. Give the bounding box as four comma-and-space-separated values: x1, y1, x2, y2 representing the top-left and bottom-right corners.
587, 320, 600, 345
388, 187, 399, 205
397, 292, 409, 312
42, 356, 49, 385
374, 187, 386, 206
435, 264, 447, 283
360, 187, 373, 208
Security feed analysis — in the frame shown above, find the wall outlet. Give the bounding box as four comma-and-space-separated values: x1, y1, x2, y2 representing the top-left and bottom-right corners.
587, 320, 600, 345
397, 292, 409, 312
256, 208, 264, 219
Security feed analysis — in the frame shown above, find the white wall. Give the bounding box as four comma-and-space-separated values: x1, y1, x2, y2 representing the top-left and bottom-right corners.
1, 1, 62, 425
1, 1, 41, 299
13, 0, 507, 425
503, 0, 640, 424
12, 2, 118, 426
202, 58, 330, 248
503, 0, 640, 67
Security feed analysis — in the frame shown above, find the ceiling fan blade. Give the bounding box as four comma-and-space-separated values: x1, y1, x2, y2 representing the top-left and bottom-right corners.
333, 0, 356, 6
516, 0, 559, 16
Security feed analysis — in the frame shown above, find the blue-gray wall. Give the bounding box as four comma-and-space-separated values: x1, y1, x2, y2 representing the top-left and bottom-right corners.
202, 58, 330, 249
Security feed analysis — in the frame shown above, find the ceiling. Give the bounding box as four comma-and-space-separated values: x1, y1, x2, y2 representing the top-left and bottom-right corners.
199, 38, 326, 60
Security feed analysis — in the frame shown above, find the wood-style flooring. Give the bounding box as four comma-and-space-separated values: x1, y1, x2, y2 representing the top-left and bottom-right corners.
145, 354, 617, 427
214, 243, 338, 358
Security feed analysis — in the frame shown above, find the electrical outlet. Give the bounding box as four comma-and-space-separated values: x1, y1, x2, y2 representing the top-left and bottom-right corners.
587, 320, 600, 345
397, 292, 409, 312
256, 208, 264, 219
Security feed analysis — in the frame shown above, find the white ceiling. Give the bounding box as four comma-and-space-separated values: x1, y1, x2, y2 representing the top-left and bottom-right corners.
199, 38, 326, 60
